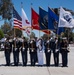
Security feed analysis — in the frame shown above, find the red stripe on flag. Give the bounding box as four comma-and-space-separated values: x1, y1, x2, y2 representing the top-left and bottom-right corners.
13, 18, 23, 30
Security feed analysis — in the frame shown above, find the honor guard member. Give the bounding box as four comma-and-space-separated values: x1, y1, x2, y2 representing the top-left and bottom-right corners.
13, 37, 20, 66
44, 37, 51, 66
9, 37, 13, 53
29, 38, 37, 66
37, 38, 44, 66
20, 37, 28, 66
4, 37, 11, 66
60, 37, 69, 67
54, 37, 59, 66
34, 37, 38, 63
50, 37, 56, 66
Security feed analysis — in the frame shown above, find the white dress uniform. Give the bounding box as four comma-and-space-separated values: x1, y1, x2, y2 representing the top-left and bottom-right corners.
37, 39, 44, 66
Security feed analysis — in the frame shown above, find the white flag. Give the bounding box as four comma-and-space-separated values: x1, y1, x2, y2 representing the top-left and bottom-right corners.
22, 8, 31, 28
22, 8, 31, 36
58, 7, 74, 28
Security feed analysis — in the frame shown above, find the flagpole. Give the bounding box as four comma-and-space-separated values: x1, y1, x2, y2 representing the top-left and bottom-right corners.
31, 3, 33, 39
14, 28, 16, 37
13, 6, 17, 48
68, 28, 69, 43
39, 30, 41, 38
21, 2, 24, 37
48, 31, 50, 40
56, 22, 59, 38
13, 6, 16, 37
47, 7, 50, 40
55, 21, 59, 50
67, 28, 70, 44
13, 23, 16, 49
21, 2, 27, 49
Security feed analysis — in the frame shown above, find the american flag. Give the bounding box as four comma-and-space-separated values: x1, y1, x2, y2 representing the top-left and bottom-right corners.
13, 8, 23, 30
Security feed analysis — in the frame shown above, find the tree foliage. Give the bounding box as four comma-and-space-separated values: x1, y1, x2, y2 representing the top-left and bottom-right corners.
0, 0, 13, 20
30, 32, 36, 38
1, 21, 22, 37
15, 29, 22, 37
0, 29, 4, 39
1, 21, 12, 34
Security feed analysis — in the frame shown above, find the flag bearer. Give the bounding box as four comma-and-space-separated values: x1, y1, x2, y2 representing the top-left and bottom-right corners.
50, 37, 57, 66
44, 37, 51, 66
29, 38, 37, 66
54, 37, 59, 66
13, 37, 20, 66
4, 37, 11, 66
60, 37, 69, 67
20, 37, 28, 66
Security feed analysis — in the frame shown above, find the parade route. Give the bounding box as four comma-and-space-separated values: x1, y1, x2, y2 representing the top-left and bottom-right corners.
0, 44, 74, 75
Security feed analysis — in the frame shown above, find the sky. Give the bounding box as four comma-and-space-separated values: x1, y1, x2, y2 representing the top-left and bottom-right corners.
12, 0, 74, 22
0, 0, 74, 37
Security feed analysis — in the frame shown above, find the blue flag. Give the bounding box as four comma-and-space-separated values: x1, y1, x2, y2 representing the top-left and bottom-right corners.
48, 7, 64, 35
13, 7, 22, 21
48, 7, 59, 30
58, 27, 65, 35
39, 7, 48, 30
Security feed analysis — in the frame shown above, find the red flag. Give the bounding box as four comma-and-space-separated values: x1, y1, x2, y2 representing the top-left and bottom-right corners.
31, 8, 51, 34
31, 8, 40, 30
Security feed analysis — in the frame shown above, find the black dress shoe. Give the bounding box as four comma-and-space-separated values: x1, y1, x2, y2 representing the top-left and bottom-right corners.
5, 64, 8, 66
65, 65, 68, 67
61, 65, 68, 67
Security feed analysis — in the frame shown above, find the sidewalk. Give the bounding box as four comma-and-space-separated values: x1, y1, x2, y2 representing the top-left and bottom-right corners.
0, 45, 74, 75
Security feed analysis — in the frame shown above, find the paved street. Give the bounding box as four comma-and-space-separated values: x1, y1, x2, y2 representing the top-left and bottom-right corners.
0, 44, 74, 75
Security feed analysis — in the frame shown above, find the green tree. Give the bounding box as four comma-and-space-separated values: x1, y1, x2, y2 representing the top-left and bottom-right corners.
0, 29, 4, 39
30, 32, 35, 38
1, 21, 22, 37
0, 0, 13, 20
1, 21, 12, 34
15, 29, 22, 37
